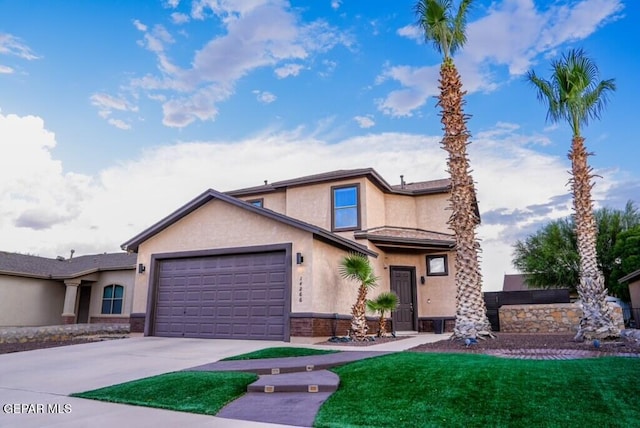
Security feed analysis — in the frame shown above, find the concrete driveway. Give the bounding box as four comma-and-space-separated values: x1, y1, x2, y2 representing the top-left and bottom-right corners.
0, 336, 301, 428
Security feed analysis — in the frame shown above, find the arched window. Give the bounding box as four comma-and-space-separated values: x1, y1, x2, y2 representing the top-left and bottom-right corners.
102, 284, 124, 314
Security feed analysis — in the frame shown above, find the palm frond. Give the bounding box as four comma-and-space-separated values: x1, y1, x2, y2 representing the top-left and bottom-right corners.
526, 48, 615, 136
339, 253, 379, 288
415, 0, 470, 60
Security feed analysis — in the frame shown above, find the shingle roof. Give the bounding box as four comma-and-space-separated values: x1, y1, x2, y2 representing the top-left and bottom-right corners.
0, 252, 137, 279
354, 227, 455, 250
226, 168, 451, 197
619, 269, 640, 284
121, 188, 377, 257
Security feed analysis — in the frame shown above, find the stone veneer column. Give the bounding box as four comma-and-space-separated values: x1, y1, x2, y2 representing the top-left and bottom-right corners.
61, 279, 81, 324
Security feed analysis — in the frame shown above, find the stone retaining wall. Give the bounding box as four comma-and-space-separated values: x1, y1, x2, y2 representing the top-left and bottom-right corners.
499, 303, 624, 333
0, 323, 130, 344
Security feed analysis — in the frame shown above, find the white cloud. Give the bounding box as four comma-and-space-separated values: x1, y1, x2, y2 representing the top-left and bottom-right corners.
132, 19, 148, 32
253, 90, 277, 103
171, 12, 190, 24
396, 24, 422, 43
275, 63, 303, 78
380, 0, 624, 117
0, 33, 40, 60
0, 65, 14, 74
353, 115, 375, 128
3, 111, 634, 289
331, 0, 341, 10
90, 93, 138, 128
119, 1, 353, 128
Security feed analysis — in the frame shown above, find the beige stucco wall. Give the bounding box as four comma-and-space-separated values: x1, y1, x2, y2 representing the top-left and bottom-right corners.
363, 180, 386, 229
383, 194, 417, 229
309, 240, 362, 315
241, 192, 286, 214
415, 193, 451, 233
0, 276, 65, 326
132, 199, 315, 314
381, 251, 457, 318
86, 270, 135, 320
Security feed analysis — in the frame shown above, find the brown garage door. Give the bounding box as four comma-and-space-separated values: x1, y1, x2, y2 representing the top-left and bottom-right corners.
153, 250, 287, 340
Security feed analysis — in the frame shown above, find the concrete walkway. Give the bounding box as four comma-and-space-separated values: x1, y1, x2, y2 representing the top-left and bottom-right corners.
0, 333, 446, 428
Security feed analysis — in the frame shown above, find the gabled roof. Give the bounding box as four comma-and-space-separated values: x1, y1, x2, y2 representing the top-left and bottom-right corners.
354, 227, 454, 251
0, 252, 136, 280
121, 188, 377, 257
226, 168, 451, 197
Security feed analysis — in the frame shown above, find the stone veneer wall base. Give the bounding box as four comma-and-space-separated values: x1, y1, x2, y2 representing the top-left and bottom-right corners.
499, 303, 625, 333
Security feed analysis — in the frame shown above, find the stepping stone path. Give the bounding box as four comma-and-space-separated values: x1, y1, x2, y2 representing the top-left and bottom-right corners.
185, 351, 390, 427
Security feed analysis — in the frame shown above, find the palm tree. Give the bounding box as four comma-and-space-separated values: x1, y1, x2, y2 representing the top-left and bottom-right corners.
366, 292, 399, 337
415, 0, 491, 339
339, 253, 378, 341
527, 48, 619, 340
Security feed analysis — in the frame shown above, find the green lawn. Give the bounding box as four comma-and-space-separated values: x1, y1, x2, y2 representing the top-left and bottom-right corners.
71, 371, 257, 415
315, 352, 640, 428
72, 351, 640, 427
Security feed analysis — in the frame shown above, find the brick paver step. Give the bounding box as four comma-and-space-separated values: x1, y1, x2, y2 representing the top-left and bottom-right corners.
248, 370, 339, 393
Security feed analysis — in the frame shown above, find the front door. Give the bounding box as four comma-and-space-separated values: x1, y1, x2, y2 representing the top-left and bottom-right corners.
390, 267, 416, 331
77, 286, 91, 323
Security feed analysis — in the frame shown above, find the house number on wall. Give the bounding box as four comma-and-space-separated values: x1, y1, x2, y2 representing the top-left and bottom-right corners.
298, 276, 303, 303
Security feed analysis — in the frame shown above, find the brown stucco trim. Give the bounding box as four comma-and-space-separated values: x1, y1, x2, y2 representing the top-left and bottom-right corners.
143, 244, 293, 341
121, 188, 376, 257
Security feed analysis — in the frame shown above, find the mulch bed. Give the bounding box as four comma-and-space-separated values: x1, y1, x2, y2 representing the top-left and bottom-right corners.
315, 335, 415, 347
408, 333, 640, 355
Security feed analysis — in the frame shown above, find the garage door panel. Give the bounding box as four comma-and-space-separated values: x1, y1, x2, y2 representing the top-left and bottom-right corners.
154, 250, 287, 340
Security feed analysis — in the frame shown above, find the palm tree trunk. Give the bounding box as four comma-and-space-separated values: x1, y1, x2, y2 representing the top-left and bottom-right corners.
438, 60, 492, 339
570, 136, 620, 340
350, 285, 369, 340
378, 312, 387, 337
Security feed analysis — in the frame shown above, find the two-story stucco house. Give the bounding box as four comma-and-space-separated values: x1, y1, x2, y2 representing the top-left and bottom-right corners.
122, 168, 458, 341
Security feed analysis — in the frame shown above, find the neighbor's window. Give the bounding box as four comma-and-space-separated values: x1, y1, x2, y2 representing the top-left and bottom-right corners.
102, 284, 124, 314
427, 255, 448, 276
332, 184, 360, 230
247, 198, 263, 208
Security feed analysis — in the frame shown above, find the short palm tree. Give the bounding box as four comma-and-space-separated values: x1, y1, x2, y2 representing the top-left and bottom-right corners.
339, 253, 378, 341
415, 0, 491, 339
366, 292, 399, 337
527, 48, 619, 340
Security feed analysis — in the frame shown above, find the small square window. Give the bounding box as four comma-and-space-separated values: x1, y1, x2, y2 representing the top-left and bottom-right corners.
427, 255, 448, 276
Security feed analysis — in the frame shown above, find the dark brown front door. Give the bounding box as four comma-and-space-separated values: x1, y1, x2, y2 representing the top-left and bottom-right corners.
390, 267, 416, 331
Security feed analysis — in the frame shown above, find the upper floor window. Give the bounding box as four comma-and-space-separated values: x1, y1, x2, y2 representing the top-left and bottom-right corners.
332, 184, 360, 231
102, 284, 124, 314
247, 198, 263, 208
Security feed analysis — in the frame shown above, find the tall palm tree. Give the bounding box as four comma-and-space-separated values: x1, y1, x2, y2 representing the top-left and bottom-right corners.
527, 48, 619, 340
415, 0, 491, 339
366, 292, 399, 337
339, 253, 378, 341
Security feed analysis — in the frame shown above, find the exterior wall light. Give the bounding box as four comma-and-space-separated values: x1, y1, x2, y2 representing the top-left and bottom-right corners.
296, 253, 304, 265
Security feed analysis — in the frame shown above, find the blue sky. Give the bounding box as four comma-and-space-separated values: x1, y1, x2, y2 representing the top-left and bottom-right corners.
0, 0, 637, 291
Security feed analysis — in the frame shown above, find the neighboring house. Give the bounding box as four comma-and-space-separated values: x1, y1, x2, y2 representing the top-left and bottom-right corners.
122, 168, 459, 341
619, 269, 640, 324
0, 252, 136, 327
502, 274, 531, 292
